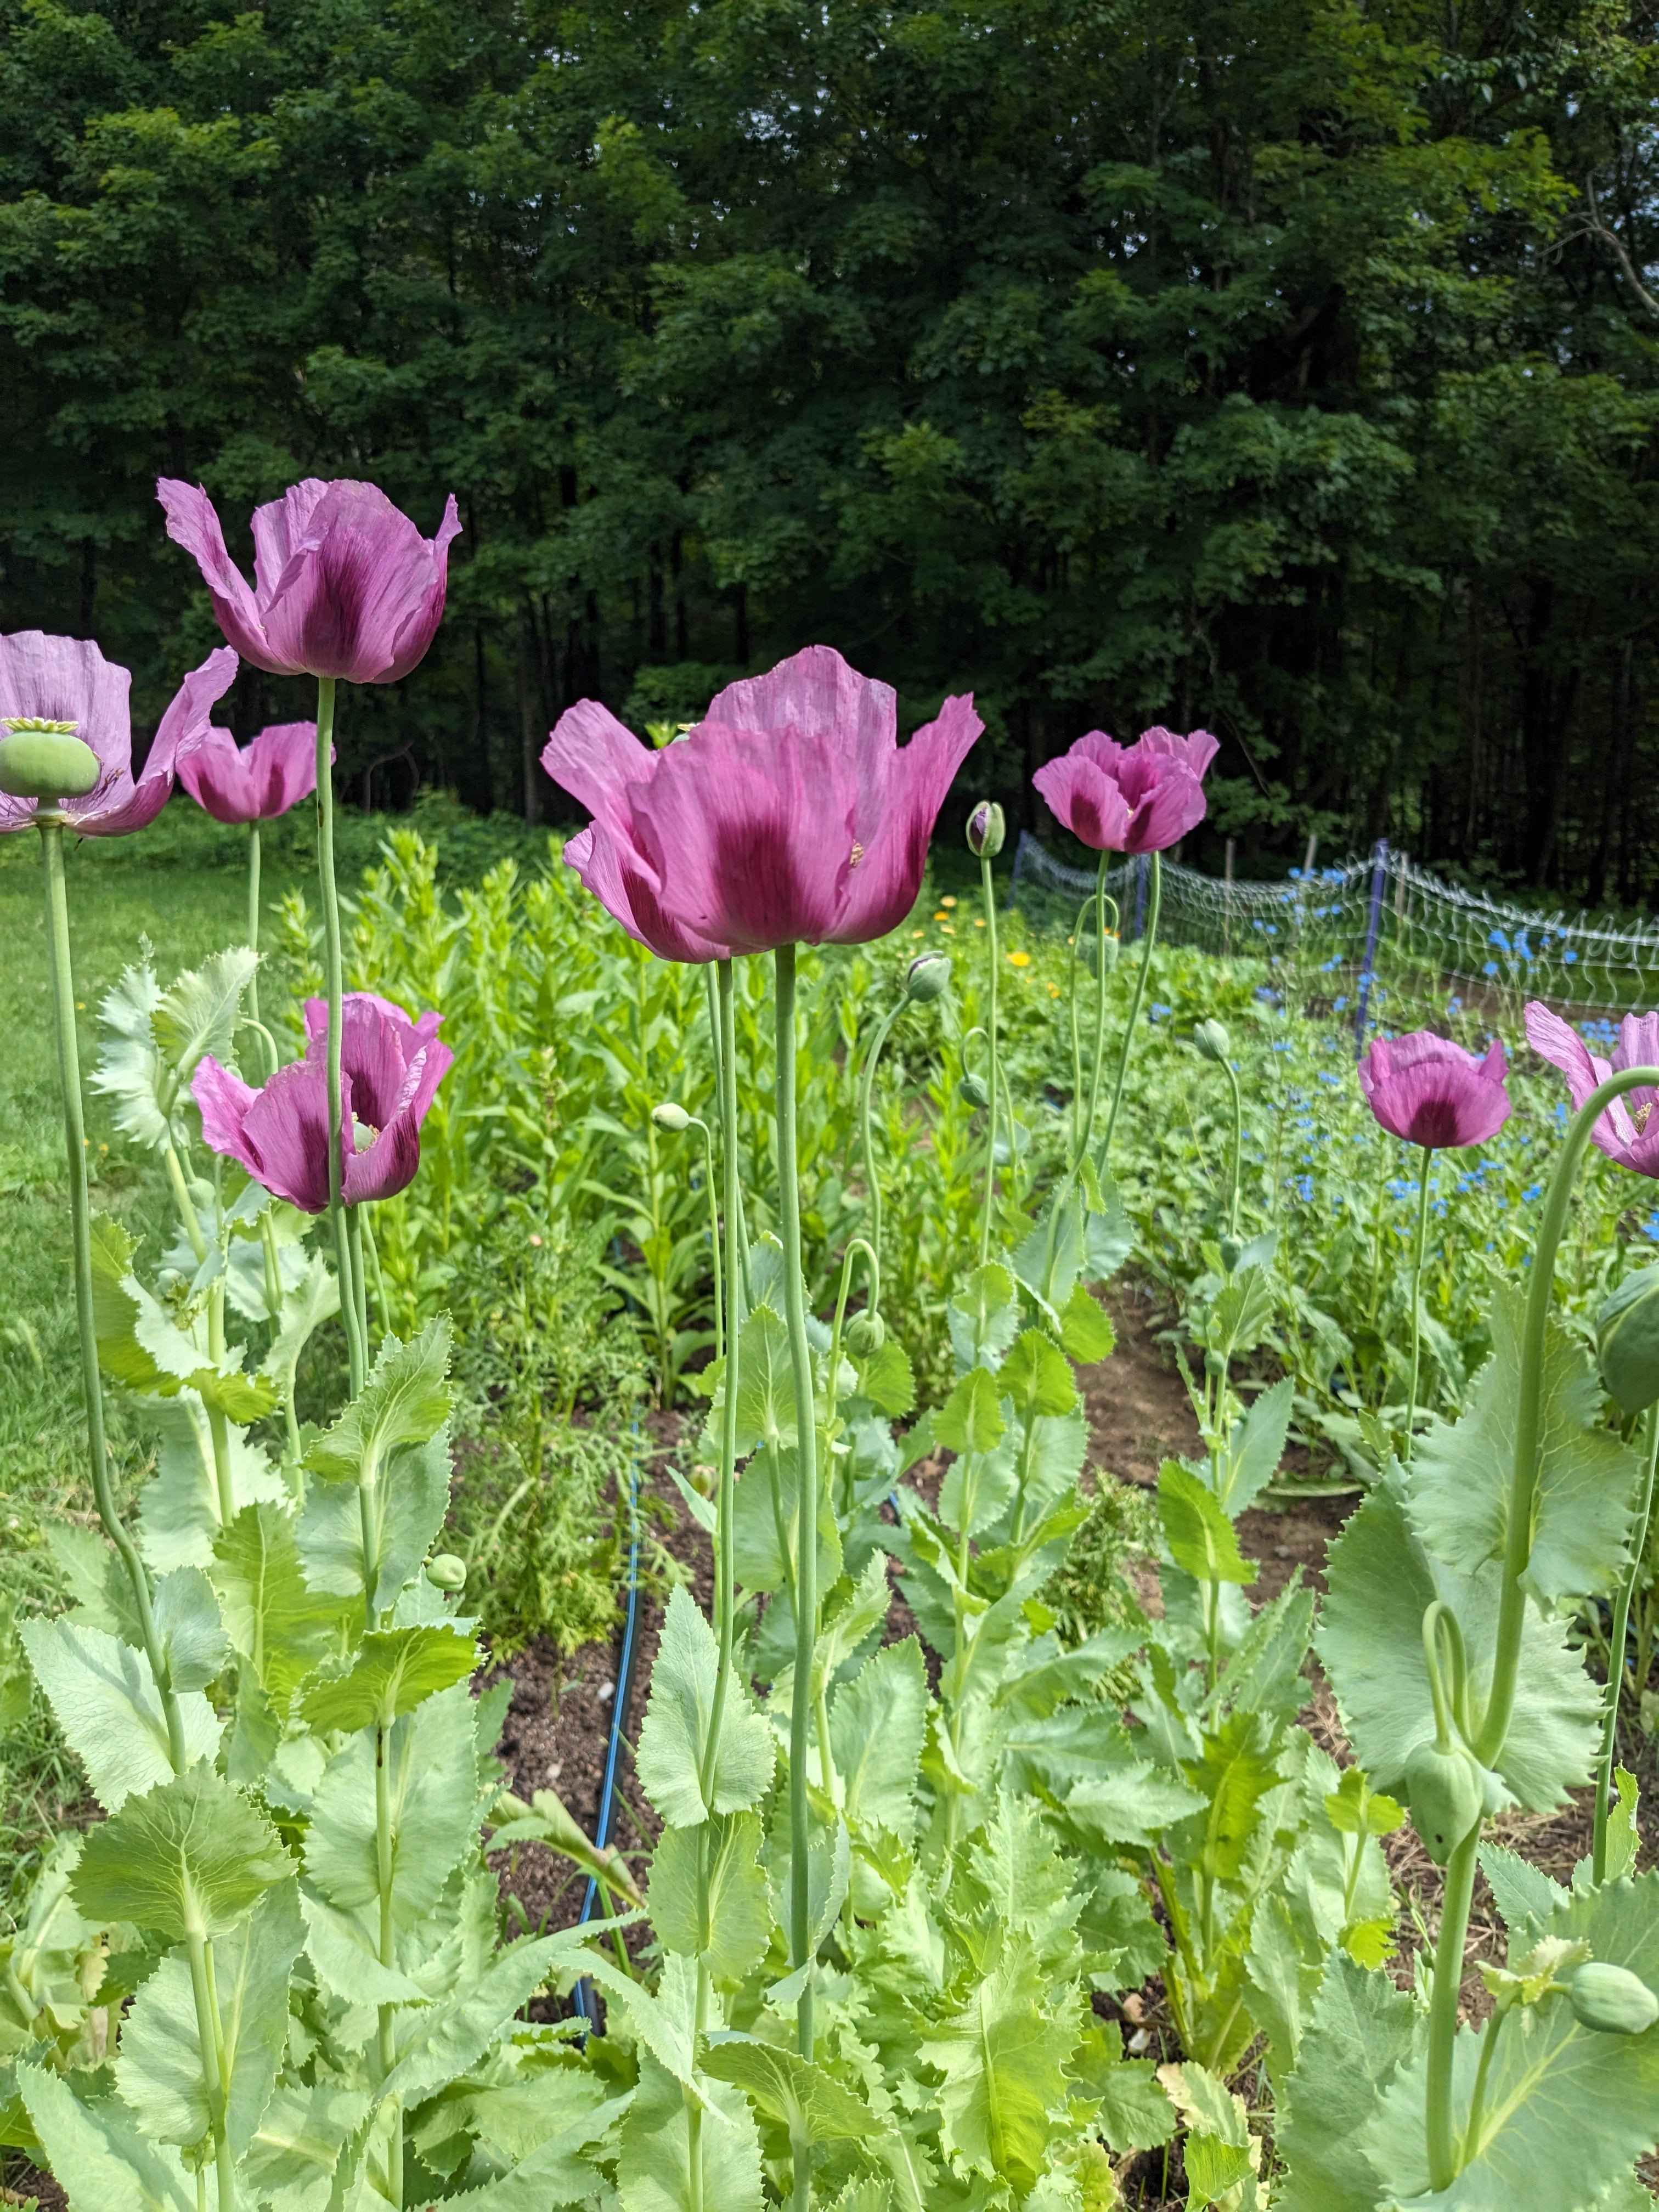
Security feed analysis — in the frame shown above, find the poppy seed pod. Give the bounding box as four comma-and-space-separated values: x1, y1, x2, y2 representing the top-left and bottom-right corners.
958, 1073, 991, 1109
1597, 1266, 1659, 1412
652, 1102, 692, 1132
967, 800, 1005, 859
1404, 1739, 1484, 1866
1569, 1962, 1659, 2036
846, 1311, 886, 1356
1194, 1018, 1232, 1065
905, 951, 950, 1004
0, 727, 101, 800
425, 1553, 467, 1593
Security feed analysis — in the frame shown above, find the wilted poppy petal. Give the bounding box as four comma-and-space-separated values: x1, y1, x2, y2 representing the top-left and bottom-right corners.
157, 481, 274, 669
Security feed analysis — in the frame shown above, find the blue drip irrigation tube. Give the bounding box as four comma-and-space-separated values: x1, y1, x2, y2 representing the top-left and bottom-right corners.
572, 1427, 641, 2029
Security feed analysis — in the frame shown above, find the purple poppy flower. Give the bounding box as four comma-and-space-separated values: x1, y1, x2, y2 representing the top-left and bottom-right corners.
156, 477, 462, 686
175, 720, 326, 826
193, 994, 453, 1211
541, 645, 981, 961
1358, 1031, 1512, 1149
0, 633, 236, 836
1033, 725, 1219, 854
1526, 1003, 1659, 1176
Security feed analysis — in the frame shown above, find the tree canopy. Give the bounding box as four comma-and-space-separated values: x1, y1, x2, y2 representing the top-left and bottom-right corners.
2, 0, 1657, 896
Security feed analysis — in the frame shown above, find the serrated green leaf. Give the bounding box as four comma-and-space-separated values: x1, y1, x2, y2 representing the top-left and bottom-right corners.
999, 1330, 1077, 1420
1274, 1952, 1422, 2212
1158, 1461, 1255, 1584
733, 1303, 795, 1455
304, 1319, 453, 1484
212, 1502, 344, 1708
418, 2095, 629, 2211
647, 1810, 772, 1979
635, 1585, 775, 1826
617, 2051, 763, 2212
487, 1783, 643, 1904
76, 1766, 290, 1941
1319, 1477, 1601, 1811
1184, 1711, 1282, 1884
1058, 1282, 1114, 1364
830, 1638, 928, 1841
854, 1336, 915, 1417
1221, 1578, 1315, 1722
732, 1442, 841, 1600
259, 1252, 340, 1397
381, 1928, 582, 2106
240, 2081, 372, 2212
1218, 1376, 1294, 1516
150, 1567, 229, 1695
947, 1262, 1019, 1373
1410, 1289, 1638, 1609
303, 1683, 475, 1933
1324, 1767, 1406, 1839
1071, 2022, 1175, 2152
89, 1215, 274, 1421
19, 2061, 195, 2210
115, 1878, 300, 2157
1063, 1762, 1207, 1850
1362, 1870, 1659, 2211
21, 1617, 223, 1812
703, 2034, 882, 2142
1013, 1192, 1087, 1314
935, 1365, 1006, 1458
151, 947, 258, 1090
1159, 2061, 1257, 2208
296, 1427, 451, 1616
300, 1625, 478, 1733
917, 1937, 1082, 2190
1479, 1843, 1566, 1938
140, 1396, 287, 1573
91, 960, 171, 1149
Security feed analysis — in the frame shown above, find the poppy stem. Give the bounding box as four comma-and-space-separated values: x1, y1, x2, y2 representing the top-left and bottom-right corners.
979, 849, 1002, 1261
36, 814, 185, 1770
1425, 1826, 1479, 2190
1404, 1149, 1435, 1459
313, 679, 366, 1395
246, 821, 273, 1078
1593, 1403, 1659, 1880
1076, 854, 1111, 1167
701, 961, 742, 1804
1100, 852, 1162, 1167
859, 996, 902, 1284
774, 945, 819, 2095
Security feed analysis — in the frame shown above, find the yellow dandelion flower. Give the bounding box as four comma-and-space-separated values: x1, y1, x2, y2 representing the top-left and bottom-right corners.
940, 895, 958, 908
1007, 951, 1031, 968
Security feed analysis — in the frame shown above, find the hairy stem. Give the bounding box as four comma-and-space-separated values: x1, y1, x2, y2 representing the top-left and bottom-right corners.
775, 946, 819, 2083
38, 817, 185, 1768
1594, 1403, 1659, 1879
1404, 1149, 1435, 1458
979, 849, 1002, 1260
1426, 1826, 1479, 2191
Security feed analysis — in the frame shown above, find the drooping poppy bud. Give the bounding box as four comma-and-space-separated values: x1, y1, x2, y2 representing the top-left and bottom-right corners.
1404, 1739, 1484, 1866
1194, 1018, 1232, 1065
958, 1073, 991, 1109
1597, 1266, 1659, 1412
1569, 1962, 1659, 2036
652, 1102, 692, 1132
967, 800, 1005, 859
905, 952, 950, 1003
846, 1311, 886, 1356
426, 1553, 467, 1593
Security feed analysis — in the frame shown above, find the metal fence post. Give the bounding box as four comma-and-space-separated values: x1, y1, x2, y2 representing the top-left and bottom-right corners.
1353, 839, 1390, 1058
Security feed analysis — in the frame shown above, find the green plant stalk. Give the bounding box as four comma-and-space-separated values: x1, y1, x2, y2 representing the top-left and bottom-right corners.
703, 963, 743, 1771
1366, 1142, 1391, 1326
1593, 1402, 1659, 1880
1065, 893, 1094, 1163
1221, 1057, 1244, 1241
1077, 853, 1111, 1166
857, 992, 903, 1285
1425, 1827, 1479, 2190
979, 848, 1001, 1261
825, 1237, 878, 1520
37, 815, 187, 1770
313, 679, 366, 1395
259, 1212, 283, 1322
1461, 2002, 1505, 2164
774, 946, 819, 2099
375, 1711, 403, 2210
692, 1118, 722, 1365
1100, 852, 1162, 1164
246, 820, 273, 1077
348, 1206, 375, 1355
1404, 1150, 1435, 1458
185, 1927, 236, 2212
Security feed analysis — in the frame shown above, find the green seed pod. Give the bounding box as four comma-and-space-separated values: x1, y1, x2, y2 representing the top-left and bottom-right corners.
958, 1072, 991, 1109
651, 1101, 691, 1132
905, 951, 950, 1004
0, 730, 100, 800
1218, 1234, 1244, 1275
846, 1311, 886, 1356
425, 1552, 467, 1593
1569, 1962, 1659, 2036
1193, 1018, 1233, 1065
1404, 1739, 1483, 1866
1597, 1266, 1659, 1412
967, 800, 1006, 860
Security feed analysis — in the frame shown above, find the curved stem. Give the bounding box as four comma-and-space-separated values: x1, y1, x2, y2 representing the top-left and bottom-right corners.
979, 851, 1002, 1261
1100, 853, 1161, 1165
1474, 1064, 1659, 1769
1404, 1151, 1435, 1459
1462, 2005, 1505, 2166
1426, 1827, 1479, 2191
1594, 1402, 1659, 1880
774, 946, 819, 2076
313, 678, 365, 1395
37, 817, 185, 1770
825, 1237, 878, 1520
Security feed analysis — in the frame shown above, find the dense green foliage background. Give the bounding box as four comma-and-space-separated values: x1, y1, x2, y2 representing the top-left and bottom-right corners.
3, 0, 1658, 894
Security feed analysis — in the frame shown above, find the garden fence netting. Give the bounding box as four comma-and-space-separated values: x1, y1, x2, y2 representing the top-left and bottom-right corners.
1009, 831, 1659, 1023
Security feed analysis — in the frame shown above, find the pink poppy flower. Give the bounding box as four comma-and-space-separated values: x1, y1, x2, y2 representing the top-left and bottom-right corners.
1525, 1003, 1659, 1176
1033, 725, 1218, 854
192, 994, 453, 1211
156, 477, 461, 685
175, 720, 326, 826
1358, 1031, 1512, 1149
0, 633, 236, 836
541, 645, 981, 961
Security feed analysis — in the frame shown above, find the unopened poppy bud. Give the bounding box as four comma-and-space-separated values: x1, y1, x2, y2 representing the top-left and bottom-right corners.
967, 800, 1005, 860
1079, 929, 1120, 977
846, 1311, 886, 1356
1194, 1019, 1232, 1065
0, 725, 100, 800
1598, 1266, 1659, 1412
1219, 1234, 1244, 1274
958, 1073, 991, 1109
426, 1552, 467, 1592
652, 1102, 691, 1132
1569, 1961, 1659, 2035
905, 952, 950, 1004
1404, 1739, 1483, 1866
